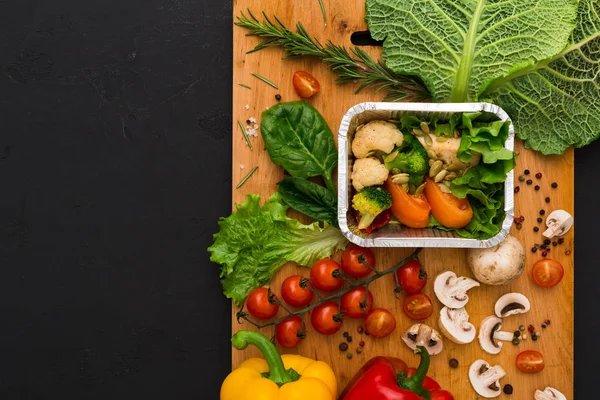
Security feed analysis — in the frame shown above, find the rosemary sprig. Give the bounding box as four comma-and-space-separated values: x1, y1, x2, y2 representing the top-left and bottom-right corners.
237, 120, 253, 149
251, 72, 279, 89
318, 0, 326, 26
237, 165, 259, 188
235, 10, 431, 102
238, 83, 251, 89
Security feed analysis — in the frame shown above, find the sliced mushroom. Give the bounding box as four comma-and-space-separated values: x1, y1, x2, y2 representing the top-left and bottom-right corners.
534, 387, 567, 400
543, 210, 573, 239
469, 359, 506, 398
434, 271, 480, 308
438, 306, 476, 344
495, 292, 530, 318
478, 316, 514, 354
401, 323, 443, 355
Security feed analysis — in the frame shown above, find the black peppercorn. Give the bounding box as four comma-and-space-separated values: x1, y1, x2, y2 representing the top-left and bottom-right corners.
551, 182, 558, 188
540, 209, 546, 216
545, 197, 551, 203
339, 342, 349, 351
552, 241, 558, 246
531, 247, 537, 253
449, 359, 459, 368
526, 179, 533, 185
541, 323, 547, 329
544, 239, 551, 245
532, 335, 538, 341
537, 217, 543, 223
524, 169, 530, 175
275, 94, 282, 101
534, 185, 540, 191
512, 338, 520, 345
504, 384, 514, 395
533, 226, 539, 232
346, 336, 353, 343
514, 331, 521, 337
343, 332, 349, 338
558, 238, 565, 244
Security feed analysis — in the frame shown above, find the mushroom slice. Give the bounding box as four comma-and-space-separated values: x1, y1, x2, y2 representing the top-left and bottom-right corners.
468, 359, 506, 398
401, 323, 444, 355
478, 316, 514, 355
434, 271, 480, 308
494, 292, 530, 318
534, 387, 567, 400
543, 210, 573, 239
439, 307, 476, 344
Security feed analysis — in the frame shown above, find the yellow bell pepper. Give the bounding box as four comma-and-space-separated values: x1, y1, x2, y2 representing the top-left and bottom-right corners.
220, 330, 337, 400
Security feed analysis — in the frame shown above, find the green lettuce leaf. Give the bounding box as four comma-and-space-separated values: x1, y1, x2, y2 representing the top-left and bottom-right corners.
208, 193, 347, 305
484, 0, 600, 154
365, 0, 578, 102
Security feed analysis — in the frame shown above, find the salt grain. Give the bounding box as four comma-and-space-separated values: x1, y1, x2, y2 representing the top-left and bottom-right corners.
240, 164, 245, 169
245, 104, 250, 110
249, 117, 257, 123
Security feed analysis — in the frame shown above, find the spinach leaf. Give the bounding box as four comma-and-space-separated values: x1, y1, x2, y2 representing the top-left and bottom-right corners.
277, 177, 338, 227
261, 101, 338, 192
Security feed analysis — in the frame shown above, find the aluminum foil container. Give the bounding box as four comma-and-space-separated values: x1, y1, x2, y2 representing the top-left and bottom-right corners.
337, 102, 514, 248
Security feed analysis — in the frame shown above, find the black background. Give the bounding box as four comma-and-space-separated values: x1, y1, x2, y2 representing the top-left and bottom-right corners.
0, 0, 597, 398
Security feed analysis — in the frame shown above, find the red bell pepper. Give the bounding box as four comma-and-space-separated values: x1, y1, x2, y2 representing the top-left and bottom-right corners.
339, 346, 454, 400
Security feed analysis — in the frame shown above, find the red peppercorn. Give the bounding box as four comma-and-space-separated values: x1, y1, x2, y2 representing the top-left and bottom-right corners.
359, 340, 365, 347
357, 326, 364, 334
542, 251, 547, 256
514, 186, 520, 193
535, 172, 542, 179
544, 319, 551, 325
528, 324, 535, 333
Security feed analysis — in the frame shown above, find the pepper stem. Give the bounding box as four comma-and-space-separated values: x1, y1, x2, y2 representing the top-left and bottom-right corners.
231, 330, 297, 386
397, 346, 431, 397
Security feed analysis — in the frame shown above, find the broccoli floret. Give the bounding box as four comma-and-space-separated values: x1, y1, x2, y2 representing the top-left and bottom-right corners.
352, 186, 393, 229
385, 132, 429, 185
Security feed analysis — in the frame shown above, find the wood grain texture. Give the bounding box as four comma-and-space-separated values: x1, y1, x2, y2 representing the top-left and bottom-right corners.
231, 0, 574, 398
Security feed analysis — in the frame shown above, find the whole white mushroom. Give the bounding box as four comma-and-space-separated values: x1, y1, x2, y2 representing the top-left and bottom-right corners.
466, 235, 525, 285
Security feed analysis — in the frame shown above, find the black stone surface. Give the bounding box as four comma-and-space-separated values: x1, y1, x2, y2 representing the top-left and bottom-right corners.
0, 0, 597, 398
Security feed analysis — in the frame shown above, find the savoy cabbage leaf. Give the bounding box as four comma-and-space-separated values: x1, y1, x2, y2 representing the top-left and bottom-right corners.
365, 0, 579, 103
483, 0, 600, 154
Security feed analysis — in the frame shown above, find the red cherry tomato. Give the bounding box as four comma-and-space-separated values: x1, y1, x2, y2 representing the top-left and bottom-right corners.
341, 244, 376, 278
310, 259, 343, 292
310, 301, 342, 335
292, 71, 320, 98
341, 286, 374, 318
245, 287, 279, 320
364, 308, 396, 338
276, 315, 304, 348
532, 258, 564, 288
403, 293, 433, 320
281, 275, 314, 307
396, 259, 428, 294
516, 350, 545, 373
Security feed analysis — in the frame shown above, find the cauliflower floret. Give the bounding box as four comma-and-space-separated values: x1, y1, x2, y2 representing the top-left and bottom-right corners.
351, 157, 389, 191
352, 120, 403, 158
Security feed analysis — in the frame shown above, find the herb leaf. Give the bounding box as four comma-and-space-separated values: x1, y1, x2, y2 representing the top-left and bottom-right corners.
484, 0, 600, 154
261, 101, 338, 192
208, 193, 347, 305
277, 177, 338, 227
365, 0, 578, 103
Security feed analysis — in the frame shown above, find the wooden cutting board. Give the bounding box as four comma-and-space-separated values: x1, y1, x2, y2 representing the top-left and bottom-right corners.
230, 0, 574, 398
